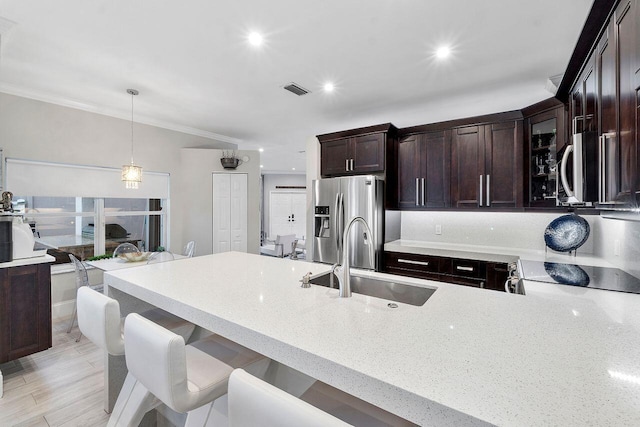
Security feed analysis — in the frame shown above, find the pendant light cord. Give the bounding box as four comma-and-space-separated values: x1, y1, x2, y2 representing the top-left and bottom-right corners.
130, 91, 135, 164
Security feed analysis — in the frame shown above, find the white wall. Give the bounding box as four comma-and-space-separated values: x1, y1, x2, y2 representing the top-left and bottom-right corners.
400, 211, 599, 254
0, 92, 236, 250
262, 173, 306, 238
595, 214, 640, 279
180, 148, 261, 255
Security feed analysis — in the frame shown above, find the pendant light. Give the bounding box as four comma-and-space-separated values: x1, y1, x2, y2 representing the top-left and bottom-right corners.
121, 88, 142, 189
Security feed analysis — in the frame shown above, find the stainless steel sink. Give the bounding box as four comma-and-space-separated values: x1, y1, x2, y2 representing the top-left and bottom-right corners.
310, 272, 435, 306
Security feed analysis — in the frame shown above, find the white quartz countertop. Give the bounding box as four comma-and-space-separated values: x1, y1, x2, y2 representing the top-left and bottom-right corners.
105, 252, 640, 426
385, 239, 616, 267
0, 253, 54, 269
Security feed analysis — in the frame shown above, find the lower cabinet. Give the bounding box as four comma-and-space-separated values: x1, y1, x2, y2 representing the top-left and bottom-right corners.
0, 263, 52, 363
383, 251, 508, 292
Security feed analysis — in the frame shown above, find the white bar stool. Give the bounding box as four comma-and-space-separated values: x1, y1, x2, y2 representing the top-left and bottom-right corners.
228, 369, 418, 427
228, 368, 350, 427
113, 313, 266, 427
76, 287, 196, 424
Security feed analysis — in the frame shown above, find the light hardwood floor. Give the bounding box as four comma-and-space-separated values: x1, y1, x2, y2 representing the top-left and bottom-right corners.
0, 320, 109, 427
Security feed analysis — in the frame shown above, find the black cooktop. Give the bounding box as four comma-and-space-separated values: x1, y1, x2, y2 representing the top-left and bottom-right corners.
518, 259, 640, 294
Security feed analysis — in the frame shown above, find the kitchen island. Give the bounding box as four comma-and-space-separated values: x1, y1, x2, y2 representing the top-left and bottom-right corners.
104, 251, 640, 426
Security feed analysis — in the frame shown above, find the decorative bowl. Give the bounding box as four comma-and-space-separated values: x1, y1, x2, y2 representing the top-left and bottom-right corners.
544, 214, 590, 252
119, 252, 152, 262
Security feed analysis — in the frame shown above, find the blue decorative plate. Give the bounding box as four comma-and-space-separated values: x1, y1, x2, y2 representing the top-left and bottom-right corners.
544, 262, 590, 286
544, 214, 590, 252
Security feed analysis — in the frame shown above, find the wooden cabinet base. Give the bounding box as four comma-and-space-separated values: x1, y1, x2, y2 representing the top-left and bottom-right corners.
0, 263, 52, 363
383, 251, 508, 292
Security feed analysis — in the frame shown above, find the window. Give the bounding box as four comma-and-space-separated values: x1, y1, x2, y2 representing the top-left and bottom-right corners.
6, 158, 170, 263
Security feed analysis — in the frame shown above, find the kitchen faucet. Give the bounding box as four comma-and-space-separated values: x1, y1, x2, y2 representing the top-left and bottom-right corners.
333, 216, 375, 298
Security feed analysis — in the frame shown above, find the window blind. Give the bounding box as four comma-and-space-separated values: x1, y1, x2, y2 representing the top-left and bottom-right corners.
5, 158, 169, 199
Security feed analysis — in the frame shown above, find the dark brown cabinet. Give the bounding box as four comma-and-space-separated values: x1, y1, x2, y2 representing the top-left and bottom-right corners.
383, 251, 508, 292
451, 121, 523, 208
318, 124, 396, 177
0, 263, 52, 363
597, 0, 638, 206
523, 100, 566, 208
563, 0, 639, 208
396, 131, 450, 209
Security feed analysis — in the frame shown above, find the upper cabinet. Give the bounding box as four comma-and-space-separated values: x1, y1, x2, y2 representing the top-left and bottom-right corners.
451, 120, 523, 209
396, 131, 451, 209
317, 124, 397, 177
558, 0, 639, 208
522, 99, 567, 208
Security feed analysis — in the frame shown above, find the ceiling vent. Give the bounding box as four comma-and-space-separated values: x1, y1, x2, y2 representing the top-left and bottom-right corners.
283, 82, 310, 96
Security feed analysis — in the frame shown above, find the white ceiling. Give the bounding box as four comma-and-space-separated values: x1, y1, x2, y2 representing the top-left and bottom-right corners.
0, 0, 593, 173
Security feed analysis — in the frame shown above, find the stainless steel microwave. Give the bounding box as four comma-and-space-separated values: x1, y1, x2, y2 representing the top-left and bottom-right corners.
557, 131, 598, 206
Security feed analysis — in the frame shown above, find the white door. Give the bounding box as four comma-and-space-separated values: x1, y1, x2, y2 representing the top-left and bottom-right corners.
212, 173, 247, 253
269, 191, 306, 239
269, 192, 293, 237
230, 174, 247, 252
290, 193, 306, 238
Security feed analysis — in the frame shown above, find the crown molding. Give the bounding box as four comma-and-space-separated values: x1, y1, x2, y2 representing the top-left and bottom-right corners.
0, 82, 243, 145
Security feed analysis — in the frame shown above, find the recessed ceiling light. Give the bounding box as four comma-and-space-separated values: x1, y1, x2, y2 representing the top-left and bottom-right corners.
292, 167, 296, 171
259, 148, 264, 152
248, 32, 263, 47
323, 82, 335, 93
435, 46, 451, 59
260, 164, 264, 168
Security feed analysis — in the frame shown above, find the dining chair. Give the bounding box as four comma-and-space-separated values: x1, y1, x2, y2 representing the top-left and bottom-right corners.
112, 242, 139, 258
182, 240, 196, 258
146, 251, 175, 264
67, 254, 104, 342
109, 313, 266, 427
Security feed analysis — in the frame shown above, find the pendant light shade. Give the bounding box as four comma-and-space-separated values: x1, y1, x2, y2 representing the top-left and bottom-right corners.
122, 88, 142, 189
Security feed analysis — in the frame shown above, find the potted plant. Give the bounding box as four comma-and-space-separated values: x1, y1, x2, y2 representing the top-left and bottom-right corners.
220, 150, 240, 169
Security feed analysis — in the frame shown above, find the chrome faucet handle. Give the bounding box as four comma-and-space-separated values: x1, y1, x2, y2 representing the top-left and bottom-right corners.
300, 272, 313, 288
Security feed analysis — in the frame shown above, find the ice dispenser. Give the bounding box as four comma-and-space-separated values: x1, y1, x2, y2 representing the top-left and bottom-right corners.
314, 206, 331, 238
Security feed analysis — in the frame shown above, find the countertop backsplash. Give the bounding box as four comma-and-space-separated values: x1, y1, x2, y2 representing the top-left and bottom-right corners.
400, 211, 597, 254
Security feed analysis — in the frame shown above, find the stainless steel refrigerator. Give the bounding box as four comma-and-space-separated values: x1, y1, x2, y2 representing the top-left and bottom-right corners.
312, 176, 384, 270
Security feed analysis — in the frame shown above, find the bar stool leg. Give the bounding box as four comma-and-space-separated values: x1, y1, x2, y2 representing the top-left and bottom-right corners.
107, 373, 160, 427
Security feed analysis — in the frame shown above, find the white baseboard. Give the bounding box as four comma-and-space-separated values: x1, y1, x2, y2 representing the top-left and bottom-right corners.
52, 300, 75, 322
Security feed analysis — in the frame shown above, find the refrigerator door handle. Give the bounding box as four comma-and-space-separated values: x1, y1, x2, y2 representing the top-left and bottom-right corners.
338, 192, 345, 257
334, 193, 341, 252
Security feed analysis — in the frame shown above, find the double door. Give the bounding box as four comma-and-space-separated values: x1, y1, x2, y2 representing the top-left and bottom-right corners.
451, 121, 523, 208
320, 133, 386, 176
396, 131, 450, 209
212, 173, 247, 254
269, 191, 306, 239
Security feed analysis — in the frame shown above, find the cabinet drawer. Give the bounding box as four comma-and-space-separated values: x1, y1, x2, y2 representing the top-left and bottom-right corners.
383, 252, 441, 274
443, 258, 484, 279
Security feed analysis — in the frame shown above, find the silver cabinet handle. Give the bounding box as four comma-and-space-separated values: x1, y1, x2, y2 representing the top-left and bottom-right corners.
479, 175, 483, 207
398, 259, 430, 266
486, 174, 490, 207
345, 159, 349, 172
456, 266, 474, 272
421, 178, 425, 206
599, 132, 616, 204
415, 178, 420, 206
350, 159, 354, 171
